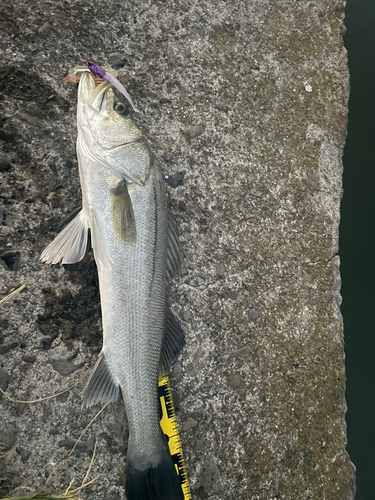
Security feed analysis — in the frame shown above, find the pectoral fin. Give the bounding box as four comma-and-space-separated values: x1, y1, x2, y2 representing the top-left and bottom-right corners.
40, 211, 88, 265
110, 179, 137, 245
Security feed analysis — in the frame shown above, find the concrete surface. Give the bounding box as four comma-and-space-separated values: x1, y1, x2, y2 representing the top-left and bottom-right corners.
0, 0, 355, 498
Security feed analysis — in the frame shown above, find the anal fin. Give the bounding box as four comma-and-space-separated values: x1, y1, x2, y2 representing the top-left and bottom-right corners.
40, 211, 88, 265
82, 353, 119, 407
160, 308, 185, 372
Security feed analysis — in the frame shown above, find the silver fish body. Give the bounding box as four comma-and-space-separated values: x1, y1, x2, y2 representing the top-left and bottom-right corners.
41, 71, 184, 500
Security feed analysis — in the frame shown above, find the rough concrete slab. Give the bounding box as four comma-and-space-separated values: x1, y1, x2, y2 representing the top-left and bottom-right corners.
0, 0, 355, 498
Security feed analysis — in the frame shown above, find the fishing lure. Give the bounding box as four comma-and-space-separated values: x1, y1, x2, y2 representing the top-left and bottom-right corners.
87, 61, 140, 113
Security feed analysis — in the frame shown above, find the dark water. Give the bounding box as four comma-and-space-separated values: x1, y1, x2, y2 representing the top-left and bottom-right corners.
341, 0, 375, 498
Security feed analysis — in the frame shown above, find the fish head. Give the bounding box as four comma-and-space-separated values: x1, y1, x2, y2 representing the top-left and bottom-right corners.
77, 73, 148, 184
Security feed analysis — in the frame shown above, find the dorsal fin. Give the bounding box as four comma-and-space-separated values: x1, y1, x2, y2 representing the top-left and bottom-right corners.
167, 213, 184, 280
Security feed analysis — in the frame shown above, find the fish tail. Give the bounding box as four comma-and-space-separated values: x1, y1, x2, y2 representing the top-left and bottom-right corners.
126, 443, 184, 500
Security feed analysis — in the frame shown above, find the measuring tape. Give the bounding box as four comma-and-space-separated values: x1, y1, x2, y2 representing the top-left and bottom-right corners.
158, 371, 191, 500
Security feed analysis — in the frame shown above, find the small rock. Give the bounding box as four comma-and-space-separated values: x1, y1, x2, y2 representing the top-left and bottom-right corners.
50, 359, 84, 377
21, 449, 32, 463
163, 170, 186, 188
0, 368, 10, 399
0, 130, 15, 142
159, 98, 172, 104
182, 417, 198, 432
65, 159, 73, 169
187, 125, 205, 140
248, 309, 261, 323
0, 158, 11, 172
0, 340, 19, 354
0, 422, 18, 451
1, 251, 20, 271
22, 353, 36, 364
108, 53, 127, 70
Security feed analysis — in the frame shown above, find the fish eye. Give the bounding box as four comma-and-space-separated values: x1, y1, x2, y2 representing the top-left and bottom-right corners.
114, 102, 128, 115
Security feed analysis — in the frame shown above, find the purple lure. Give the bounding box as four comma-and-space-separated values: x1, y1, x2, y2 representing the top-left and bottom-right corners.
87, 61, 140, 113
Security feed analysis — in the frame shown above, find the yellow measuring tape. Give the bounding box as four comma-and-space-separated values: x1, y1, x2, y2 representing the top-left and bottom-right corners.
158, 371, 191, 500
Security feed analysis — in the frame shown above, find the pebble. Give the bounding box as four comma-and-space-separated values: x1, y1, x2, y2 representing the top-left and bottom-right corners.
187, 125, 205, 140
108, 52, 127, 70
0, 422, 18, 451
50, 358, 84, 377
163, 170, 186, 188
0, 340, 19, 355
65, 159, 73, 169
21, 449, 32, 463
22, 353, 36, 363
248, 309, 261, 323
182, 417, 198, 432
0, 158, 11, 172
0, 368, 10, 398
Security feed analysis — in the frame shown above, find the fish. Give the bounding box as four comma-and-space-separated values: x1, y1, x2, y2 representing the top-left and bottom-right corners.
41, 69, 185, 500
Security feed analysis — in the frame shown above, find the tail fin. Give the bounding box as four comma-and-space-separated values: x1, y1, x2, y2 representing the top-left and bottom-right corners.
126, 446, 184, 500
